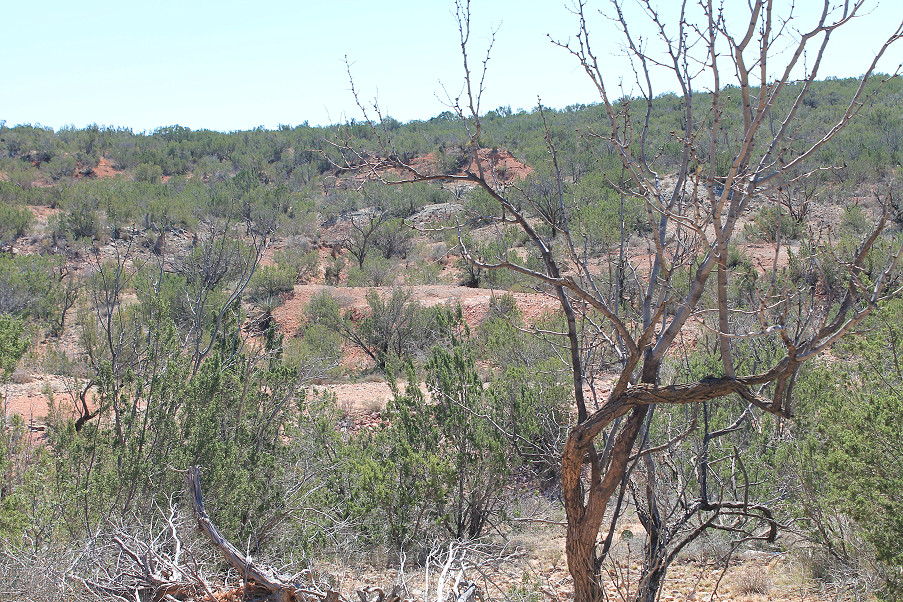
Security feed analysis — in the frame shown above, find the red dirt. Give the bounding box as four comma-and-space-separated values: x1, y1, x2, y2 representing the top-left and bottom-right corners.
270, 283, 560, 410
25, 205, 61, 238
345, 147, 531, 186
409, 151, 438, 174
3, 374, 87, 424
88, 156, 122, 179
326, 381, 396, 412
743, 242, 793, 273
465, 148, 533, 183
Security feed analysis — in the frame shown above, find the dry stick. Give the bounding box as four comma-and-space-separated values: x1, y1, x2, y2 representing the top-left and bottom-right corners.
185, 466, 337, 602
111, 535, 194, 601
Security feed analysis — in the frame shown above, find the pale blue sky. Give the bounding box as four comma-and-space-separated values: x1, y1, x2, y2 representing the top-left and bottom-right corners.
2, 0, 900, 133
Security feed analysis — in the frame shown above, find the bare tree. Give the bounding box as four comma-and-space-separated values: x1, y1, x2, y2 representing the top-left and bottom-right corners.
178, 214, 272, 374
340, 1, 903, 601
341, 208, 391, 268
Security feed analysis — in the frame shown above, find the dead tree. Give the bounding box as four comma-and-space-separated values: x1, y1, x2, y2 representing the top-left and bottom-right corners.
84, 472, 342, 602
339, 1, 903, 601
186, 466, 337, 602
178, 215, 273, 375
341, 208, 390, 268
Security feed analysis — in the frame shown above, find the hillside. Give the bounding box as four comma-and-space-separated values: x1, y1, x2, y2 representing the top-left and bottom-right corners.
0, 74, 902, 601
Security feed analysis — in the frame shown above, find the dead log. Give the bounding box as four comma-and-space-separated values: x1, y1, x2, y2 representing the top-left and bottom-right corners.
185, 465, 338, 602
356, 584, 406, 602
455, 584, 477, 602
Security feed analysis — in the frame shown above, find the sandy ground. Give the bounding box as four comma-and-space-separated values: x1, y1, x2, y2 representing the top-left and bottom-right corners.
87, 156, 122, 179
4, 281, 561, 424
2, 374, 85, 425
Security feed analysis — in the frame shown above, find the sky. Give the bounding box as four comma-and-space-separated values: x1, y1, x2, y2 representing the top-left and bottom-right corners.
2, 0, 901, 133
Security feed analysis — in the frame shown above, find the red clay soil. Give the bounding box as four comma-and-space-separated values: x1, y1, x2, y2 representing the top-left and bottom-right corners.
271, 283, 560, 411
87, 156, 122, 179
2, 374, 88, 425
24, 205, 61, 238
348, 147, 531, 184
408, 152, 438, 174
405, 147, 533, 182
464, 148, 533, 183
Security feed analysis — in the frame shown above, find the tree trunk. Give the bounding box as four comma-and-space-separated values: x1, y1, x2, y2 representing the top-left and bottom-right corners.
635, 451, 669, 602
635, 565, 667, 602
563, 405, 651, 602
635, 506, 668, 602
566, 526, 605, 602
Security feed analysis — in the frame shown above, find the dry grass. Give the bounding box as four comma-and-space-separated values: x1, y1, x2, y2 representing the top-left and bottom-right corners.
10, 367, 32, 384
734, 565, 774, 596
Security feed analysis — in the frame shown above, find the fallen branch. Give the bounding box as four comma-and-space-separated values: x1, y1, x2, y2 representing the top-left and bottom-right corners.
185, 465, 339, 602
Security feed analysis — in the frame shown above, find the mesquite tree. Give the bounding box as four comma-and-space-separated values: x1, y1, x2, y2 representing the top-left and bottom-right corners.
340, 1, 903, 601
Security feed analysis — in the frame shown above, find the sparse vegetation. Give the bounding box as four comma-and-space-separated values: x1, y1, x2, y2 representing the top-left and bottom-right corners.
0, 3, 901, 599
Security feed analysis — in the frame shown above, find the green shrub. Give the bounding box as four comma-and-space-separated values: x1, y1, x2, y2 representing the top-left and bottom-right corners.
355, 288, 457, 368
839, 204, 870, 236
478, 301, 571, 481
344, 370, 450, 551
792, 300, 903, 595
324, 256, 344, 285
454, 231, 542, 289
274, 247, 319, 284
404, 257, 444, 285
572, 172, 647, 253
744, 205, 805, 242
47, 318, 314, 551
134, 162, 163, 183
247, 262, 296, 302
0, 413, 50, 539
314, 288, 460, 371
346, 255, 397, 287
0, 315, 27, 380
58, 198, 102, 242
0, 316, 49, 541
428, 345, 512, 538
0, 204, 32, 247
372, 218, 413, 259
287, 322, 343, 378
41, 155, 77, 181
344, 344, 513, 552
0, 254, 64, 320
